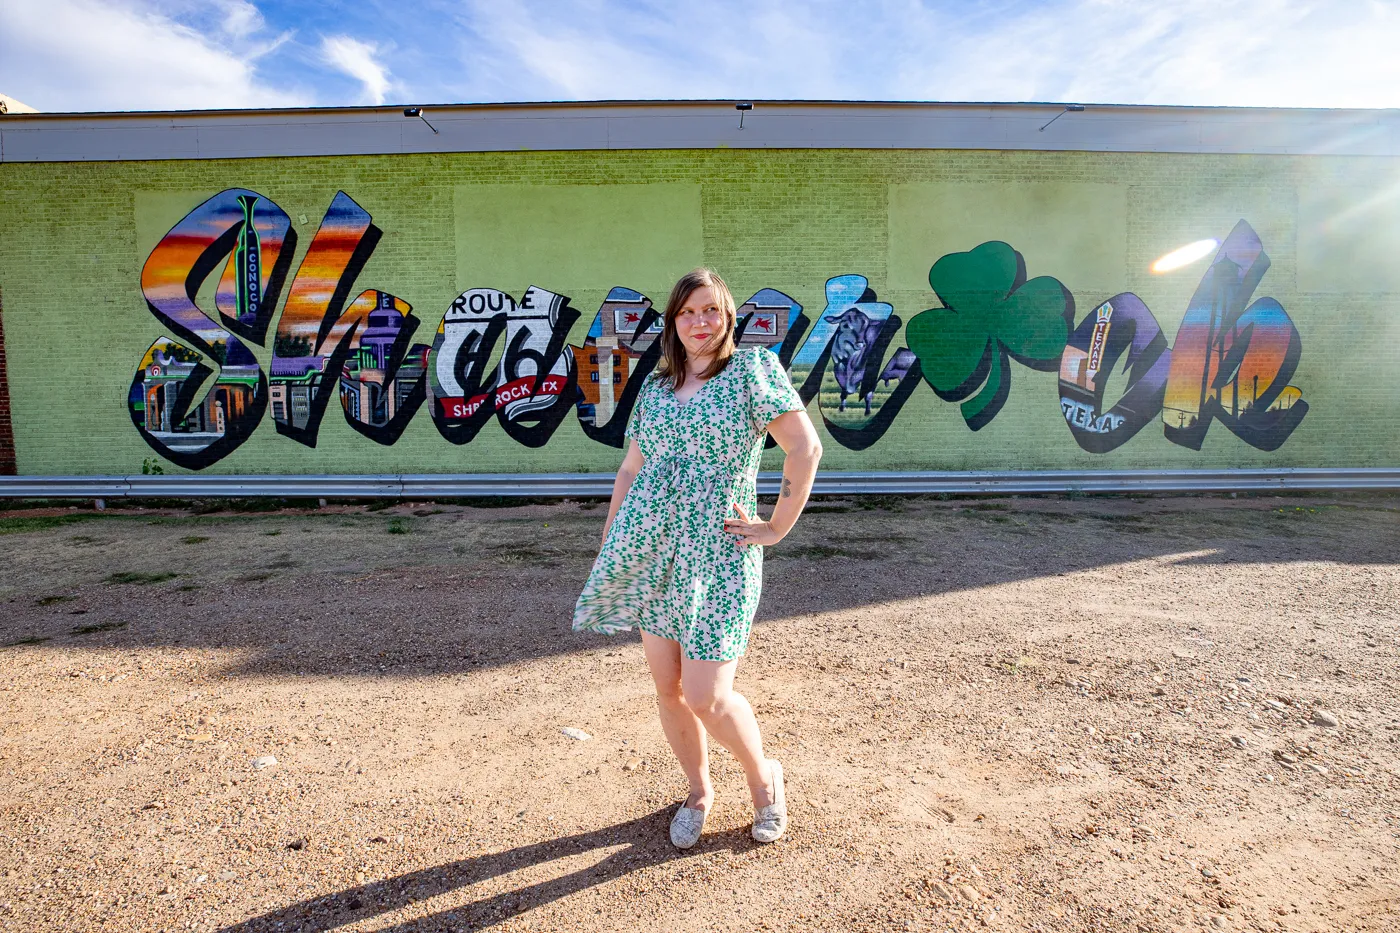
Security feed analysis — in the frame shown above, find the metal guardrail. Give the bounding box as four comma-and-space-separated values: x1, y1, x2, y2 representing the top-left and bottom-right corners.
1, 468, 1398, 499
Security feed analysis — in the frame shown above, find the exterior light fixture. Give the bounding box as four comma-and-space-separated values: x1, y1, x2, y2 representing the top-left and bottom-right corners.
403, 107, 439, 135
1039, 104, 1085, 132
736, 102, 753, 130
1151, 239, 1219, 273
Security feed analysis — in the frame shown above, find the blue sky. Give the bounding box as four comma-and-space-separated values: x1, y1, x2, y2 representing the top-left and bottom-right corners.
3, 0, 1400, 113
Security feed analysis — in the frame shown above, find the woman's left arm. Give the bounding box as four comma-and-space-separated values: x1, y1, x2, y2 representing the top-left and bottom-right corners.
724, 409, 823, 546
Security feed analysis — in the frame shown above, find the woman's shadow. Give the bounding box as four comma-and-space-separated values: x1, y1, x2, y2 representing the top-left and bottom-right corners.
215, 806, 743, 932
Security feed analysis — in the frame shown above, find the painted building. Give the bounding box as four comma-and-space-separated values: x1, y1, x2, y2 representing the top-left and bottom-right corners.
0, 100, 1398, 492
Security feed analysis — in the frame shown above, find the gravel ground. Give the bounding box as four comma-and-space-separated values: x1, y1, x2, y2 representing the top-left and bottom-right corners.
1, 492, 1398, 933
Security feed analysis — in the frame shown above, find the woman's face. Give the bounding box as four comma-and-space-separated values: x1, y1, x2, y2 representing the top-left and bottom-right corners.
673, 285, 725, 364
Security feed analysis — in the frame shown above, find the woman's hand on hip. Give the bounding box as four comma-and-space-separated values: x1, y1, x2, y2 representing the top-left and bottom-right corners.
724, 503, 782, 547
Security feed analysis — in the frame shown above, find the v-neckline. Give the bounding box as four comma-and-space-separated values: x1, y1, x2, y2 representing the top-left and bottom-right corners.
668, 357, 733, 409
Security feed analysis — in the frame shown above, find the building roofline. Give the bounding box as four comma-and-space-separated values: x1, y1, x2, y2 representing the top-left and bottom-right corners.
3, 98, 1399, 162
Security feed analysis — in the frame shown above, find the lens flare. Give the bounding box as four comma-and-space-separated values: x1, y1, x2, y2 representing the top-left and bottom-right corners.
1151, 239, 1219, 274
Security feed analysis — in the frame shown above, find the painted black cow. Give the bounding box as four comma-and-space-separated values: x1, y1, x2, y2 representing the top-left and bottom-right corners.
823, 307, 884, 414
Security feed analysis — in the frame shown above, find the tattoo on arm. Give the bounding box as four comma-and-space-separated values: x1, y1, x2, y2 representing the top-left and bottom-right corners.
781, 477, 792, 498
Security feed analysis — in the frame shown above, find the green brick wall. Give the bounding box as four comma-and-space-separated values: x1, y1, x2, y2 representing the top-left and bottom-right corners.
0, 147, 1396, 476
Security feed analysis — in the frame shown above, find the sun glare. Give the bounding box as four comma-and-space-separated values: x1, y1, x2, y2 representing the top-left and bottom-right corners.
1150, 239, 1219, 274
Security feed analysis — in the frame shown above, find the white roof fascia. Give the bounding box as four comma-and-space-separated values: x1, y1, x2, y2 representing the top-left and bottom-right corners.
2, 100, 1398, 163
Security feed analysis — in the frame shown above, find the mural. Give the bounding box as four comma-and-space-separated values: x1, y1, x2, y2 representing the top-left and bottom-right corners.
1160, 221, 1308, 452
1058, 294, 1171, 454
129, 188, 1308, 469
430, 286, 580, 448
906, 241, 1073, 431
128, 188, 290, 468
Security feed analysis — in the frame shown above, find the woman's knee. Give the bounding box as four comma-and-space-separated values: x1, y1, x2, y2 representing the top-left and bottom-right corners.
681, 681, 726, 719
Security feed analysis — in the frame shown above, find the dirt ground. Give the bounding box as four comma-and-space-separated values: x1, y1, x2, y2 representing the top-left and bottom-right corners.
1, 492, 1398, 933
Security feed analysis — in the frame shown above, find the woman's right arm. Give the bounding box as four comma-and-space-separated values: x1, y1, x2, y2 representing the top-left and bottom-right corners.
599, 438, 645, 550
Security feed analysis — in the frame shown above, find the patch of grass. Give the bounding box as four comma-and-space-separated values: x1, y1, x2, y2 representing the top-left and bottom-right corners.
104, 571, 180, 585
3, 635, 51, 647
181, 535, 210, 545
853, 495, 908, 513
176, 583, 201, 592
264, 529, 282, 536
36, 594, 77, 606
365, 500, 396, 512
412, 509, 444, 517
0, 514, 95, 535
387, 519, 410, 535
68, 534, 99, 545
72, 620, 128, 635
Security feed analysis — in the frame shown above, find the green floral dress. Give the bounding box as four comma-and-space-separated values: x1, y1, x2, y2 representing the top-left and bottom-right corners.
573, 347, 805, 661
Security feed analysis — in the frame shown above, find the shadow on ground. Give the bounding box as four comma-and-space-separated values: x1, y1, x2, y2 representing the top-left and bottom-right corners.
2, 494, 1396, 680
213, 807, 721, 932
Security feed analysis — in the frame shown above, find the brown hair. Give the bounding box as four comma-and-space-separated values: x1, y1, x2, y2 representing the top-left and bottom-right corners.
653, 267, 738, 391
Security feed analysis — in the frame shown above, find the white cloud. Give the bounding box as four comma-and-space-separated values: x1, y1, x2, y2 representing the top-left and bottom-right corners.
219, 0, 264, 40
0, 0, 305, 111
320, 35, 393, 105
448, 0, 1400, 109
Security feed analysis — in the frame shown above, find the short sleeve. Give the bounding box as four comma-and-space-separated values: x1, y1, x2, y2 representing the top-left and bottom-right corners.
746, 347, 804, 434
623, 377, 650, 440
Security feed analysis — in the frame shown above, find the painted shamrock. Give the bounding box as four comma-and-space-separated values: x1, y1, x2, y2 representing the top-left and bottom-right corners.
905, 241, 1073, 430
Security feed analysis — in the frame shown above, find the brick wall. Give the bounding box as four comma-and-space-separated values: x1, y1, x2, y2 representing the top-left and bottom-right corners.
0, 148, 1397, 476
0, 287, 15, 475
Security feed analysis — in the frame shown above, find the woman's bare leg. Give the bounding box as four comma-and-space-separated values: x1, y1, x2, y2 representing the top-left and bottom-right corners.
640, 632, 713, 810
680, 657, 776, 809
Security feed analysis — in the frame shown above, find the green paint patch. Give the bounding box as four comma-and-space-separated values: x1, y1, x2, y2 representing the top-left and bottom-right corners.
0, 514, 95, 535
104, 571, 180, 585
181, 535, 210, 544
36, 594, 77, 606
3, 636, 51, 648
72, 620, 128, 635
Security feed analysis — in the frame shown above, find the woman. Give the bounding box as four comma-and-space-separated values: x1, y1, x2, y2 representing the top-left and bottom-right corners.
573, 267, 823, 848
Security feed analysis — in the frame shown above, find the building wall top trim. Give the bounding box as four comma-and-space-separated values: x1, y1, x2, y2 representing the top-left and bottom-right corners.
3, 99, 1399, 163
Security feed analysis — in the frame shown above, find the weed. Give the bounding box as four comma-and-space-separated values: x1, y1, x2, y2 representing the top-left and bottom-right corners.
72, 620, 128, 635
36, 594, 77, 606
365, 500, 395, 512
104, 571, 179, 585
388, 519, 410, 535
264, 530, 282, 536
181, 535, 210, 545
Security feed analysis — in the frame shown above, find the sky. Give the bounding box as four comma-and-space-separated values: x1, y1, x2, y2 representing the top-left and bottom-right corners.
3, 0, 1400, 113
